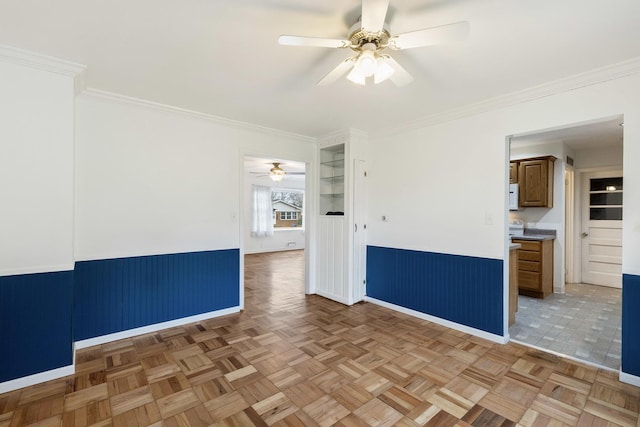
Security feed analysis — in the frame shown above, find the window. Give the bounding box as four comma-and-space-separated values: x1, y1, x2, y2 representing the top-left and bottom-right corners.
589, 177, 623, 220
279, 212, 298, 220
272, 190, 304, 228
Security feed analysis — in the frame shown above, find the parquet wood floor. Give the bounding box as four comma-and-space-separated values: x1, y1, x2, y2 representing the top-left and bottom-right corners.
1, 250, 639, 426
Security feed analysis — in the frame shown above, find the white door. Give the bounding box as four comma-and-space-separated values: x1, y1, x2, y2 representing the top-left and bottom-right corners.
352, 160, 367, 302
581, 171, 623, 288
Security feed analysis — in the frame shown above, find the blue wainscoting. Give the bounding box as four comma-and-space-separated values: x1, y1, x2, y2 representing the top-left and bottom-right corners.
0, 271, 74, 382
74, 249, 240, 341
367, 246, 504, 336
622, 273, 640, 377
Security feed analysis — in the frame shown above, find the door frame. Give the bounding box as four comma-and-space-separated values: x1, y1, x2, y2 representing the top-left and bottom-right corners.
239, 151, 315, 310
565, 167, 575, 285
578, 168, 623, 287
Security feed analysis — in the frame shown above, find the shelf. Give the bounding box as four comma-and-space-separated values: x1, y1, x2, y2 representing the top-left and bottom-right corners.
320, 158, 345, 167
320, 175, 345, 182
319, 143, 345, 215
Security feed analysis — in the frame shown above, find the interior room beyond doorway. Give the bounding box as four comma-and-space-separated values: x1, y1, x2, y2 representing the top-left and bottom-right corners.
508, 116, 624, 370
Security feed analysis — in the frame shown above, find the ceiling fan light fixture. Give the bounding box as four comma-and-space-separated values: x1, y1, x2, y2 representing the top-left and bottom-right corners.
346, 66, 367, 85
374, 58, 395, 84
357, 49, 377, 77
270, 163, 286, 182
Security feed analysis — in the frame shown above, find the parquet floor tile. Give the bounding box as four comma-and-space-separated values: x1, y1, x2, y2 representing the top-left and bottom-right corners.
1, 250, 639, 426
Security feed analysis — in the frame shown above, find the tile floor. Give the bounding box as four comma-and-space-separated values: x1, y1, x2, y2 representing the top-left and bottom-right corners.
509, 282, 622, 370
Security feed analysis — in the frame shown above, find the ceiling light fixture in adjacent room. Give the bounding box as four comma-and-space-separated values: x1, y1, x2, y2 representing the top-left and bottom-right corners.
270, 163, 286, 182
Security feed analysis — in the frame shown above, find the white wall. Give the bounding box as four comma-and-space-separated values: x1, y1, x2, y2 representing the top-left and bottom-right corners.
368, 71, 640, 281
243, 173, 306, 254
75, 92, 314, 261
574, 145, 623, 169
0, 59, 77, 275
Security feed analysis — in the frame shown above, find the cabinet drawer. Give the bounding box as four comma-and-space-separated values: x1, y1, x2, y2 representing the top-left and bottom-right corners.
518, 260, 541, 272
513, 240, 541, 252
519, 271, 540, 290
518, 250, 541, 262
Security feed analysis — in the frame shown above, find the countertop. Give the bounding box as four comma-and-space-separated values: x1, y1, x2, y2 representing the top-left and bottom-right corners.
510, 228, 556, 241
511, 234, 555, 241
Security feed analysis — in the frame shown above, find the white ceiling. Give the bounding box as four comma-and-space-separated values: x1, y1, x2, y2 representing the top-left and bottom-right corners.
511, 116, 624, 150
1, 0, 640, 138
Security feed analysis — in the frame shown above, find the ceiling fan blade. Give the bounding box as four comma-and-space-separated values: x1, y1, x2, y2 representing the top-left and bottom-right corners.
278, 35, 350, 48
361, 0, 390, 33
317, 58, 356, 86
383, 56, 414, 87
389, 21, 470, 50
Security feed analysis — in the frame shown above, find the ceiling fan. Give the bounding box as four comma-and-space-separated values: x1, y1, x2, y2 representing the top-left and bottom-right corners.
250, 162, 305, 182
278, 0, 469, 87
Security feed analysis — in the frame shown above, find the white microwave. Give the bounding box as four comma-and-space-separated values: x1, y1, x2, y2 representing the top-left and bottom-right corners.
509, 183, 519, 210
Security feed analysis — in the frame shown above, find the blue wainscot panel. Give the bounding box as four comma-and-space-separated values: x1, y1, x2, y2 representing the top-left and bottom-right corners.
0, 271, 74, 382
367, 246, 504, 336
622, 274, 640, 377
74, 249, 239, 341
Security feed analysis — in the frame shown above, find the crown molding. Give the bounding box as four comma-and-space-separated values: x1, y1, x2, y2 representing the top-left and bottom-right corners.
81, 88, 316, 144
318, 128, 368, 147
0, 44, 86, 94
381, 57, 640, 137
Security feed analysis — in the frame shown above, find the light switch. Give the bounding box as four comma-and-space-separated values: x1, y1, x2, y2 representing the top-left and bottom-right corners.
485, 213, 494, 225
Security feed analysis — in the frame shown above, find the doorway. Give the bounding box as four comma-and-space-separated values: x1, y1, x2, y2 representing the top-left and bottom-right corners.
508, 116, 624, 369
242, 156, 308, 306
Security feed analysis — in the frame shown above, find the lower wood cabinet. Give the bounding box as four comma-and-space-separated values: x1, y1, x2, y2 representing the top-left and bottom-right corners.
512, 239, 553, 298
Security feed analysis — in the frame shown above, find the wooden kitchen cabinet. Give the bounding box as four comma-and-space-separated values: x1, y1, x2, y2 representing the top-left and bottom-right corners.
509, 161, 519, 184
512, 238, 553, 298
518, 156, 556, 207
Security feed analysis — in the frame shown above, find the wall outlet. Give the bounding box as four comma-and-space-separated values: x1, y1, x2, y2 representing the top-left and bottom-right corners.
287, 242, 296, 248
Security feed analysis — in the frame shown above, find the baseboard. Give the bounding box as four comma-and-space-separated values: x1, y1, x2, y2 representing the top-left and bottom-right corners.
510, 339, 618, 373
365, 296, 508, 344
75, 306, 240, 349
619, 371, 640, 387
315, 290, 351, 306
244, 247, 305, 255
0, 364, 75, 394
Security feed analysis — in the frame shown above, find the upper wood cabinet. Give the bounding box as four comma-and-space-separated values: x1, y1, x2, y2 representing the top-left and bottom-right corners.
518, 156, 556, 208
509, 161, 519, 184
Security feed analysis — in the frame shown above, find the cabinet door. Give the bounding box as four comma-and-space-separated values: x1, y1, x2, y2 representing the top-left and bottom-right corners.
519, 158, 554, 207
509, 162, 518, 184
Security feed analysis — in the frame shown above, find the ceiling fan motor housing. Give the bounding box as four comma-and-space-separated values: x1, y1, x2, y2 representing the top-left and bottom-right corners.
348, 22, 391, 52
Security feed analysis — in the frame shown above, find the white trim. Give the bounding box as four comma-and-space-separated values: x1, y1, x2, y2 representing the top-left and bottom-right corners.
75, 306, 240, 349
82, 88, 316, 142
0, 364, 75, 394
74, 247, 239, 263
0, 44, 86, 93
0, 264, 74, 277
317, 290, 351, 306
510, 339, 618, 373
619, 371, 640, 387
365, 296, 508, 344
623, 269, 640, 277
381, 57, 640, 136
244, 247, 303, 255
